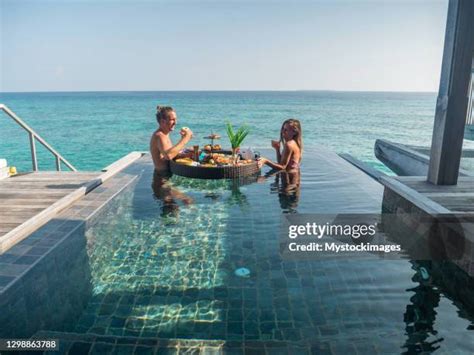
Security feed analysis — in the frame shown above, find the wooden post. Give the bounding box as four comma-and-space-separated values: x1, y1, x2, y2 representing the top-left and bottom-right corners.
427, 0, 474, 185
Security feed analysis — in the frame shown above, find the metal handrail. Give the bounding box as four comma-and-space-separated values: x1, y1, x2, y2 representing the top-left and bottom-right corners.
467, 66, 474, 126
467, 75, 474, 125
0, 104, 77, 172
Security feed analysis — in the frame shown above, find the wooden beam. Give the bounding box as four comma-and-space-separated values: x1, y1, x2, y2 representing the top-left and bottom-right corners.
428, 0, 474, 185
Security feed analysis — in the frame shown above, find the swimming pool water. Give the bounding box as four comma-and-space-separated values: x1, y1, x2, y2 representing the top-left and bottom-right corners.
50, 150, 474, 353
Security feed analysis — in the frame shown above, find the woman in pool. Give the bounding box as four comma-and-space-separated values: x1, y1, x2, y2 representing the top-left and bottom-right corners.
258, 118, 302, 172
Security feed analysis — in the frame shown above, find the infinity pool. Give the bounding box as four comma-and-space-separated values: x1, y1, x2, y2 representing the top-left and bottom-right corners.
23, 149, 474, 353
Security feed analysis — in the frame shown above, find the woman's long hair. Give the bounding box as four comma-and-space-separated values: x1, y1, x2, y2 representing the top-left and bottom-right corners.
280, 119, 303, 157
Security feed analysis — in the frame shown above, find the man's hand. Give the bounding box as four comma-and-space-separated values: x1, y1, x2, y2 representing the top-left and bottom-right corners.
176, 150, 194, 159
180, 127, 193, 142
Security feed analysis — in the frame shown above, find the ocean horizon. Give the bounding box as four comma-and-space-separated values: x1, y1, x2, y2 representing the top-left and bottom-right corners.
1, 89, 438, 94
0, 90, 467, 172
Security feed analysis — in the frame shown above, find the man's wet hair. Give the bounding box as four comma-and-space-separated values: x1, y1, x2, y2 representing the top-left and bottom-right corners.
156, 105, 175, 123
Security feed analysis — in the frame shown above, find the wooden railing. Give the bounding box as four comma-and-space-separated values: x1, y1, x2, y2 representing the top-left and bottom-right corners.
0, 104, 77, 171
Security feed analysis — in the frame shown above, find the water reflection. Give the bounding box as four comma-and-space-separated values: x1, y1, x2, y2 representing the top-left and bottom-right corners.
382, 209, 474, 352
171, 173, 259, 210
151, 170, 193, 218
402, 261, 443, 354
266, 169, 301, 213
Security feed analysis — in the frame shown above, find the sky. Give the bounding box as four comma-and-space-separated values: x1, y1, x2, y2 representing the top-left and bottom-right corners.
0, 0, 449, 92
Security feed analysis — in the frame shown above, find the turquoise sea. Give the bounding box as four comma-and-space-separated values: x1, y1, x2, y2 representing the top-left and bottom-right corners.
0, 91, 450, 172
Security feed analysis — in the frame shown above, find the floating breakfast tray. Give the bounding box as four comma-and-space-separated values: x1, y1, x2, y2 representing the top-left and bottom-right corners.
170, 160, 260, 179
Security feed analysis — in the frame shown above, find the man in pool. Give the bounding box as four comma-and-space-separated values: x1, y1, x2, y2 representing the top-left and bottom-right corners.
150, 105, 194, 213
150, 105, 193, 172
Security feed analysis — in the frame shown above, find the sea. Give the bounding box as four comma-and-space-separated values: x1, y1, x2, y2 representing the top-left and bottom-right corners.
0, 90, 466, 173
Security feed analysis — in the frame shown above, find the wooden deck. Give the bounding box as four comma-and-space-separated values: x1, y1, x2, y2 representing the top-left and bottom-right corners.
381, 175, 474, 215
0, 151, 144, 254
0, 172, 100, 236
398, 176, 474, 213
380, 175, 474, 276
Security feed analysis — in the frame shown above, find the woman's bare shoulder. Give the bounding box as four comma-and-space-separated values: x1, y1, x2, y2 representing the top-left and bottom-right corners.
285, 140, 298, 150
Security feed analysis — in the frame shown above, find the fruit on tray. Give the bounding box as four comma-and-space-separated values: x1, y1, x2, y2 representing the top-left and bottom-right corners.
203, 144, 223, 151
176, 152, 254, 168
215, 156, 231, 165
204, 153, 229, 165
175, 157, 194, 165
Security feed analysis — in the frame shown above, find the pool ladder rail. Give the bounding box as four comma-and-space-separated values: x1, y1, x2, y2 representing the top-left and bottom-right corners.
0, 103, 77, 172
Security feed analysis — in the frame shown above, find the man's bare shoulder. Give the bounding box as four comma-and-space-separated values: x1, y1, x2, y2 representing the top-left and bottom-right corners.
152, 130, 166, 139
151, 131, 168, 145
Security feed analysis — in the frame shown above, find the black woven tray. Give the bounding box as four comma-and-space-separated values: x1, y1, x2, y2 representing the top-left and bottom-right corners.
170, 160, 260, 179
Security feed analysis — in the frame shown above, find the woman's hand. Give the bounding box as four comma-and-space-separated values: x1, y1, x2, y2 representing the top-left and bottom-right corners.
257, 157, 268, 169
271, 140, 280, 150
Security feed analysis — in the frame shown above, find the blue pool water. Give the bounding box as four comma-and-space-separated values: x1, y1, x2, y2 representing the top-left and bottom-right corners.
15, 149, 468, 353
0, 90, 447, 173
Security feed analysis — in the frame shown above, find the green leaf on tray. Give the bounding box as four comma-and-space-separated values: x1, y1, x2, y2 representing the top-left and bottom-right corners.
226, 122, 250, 149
